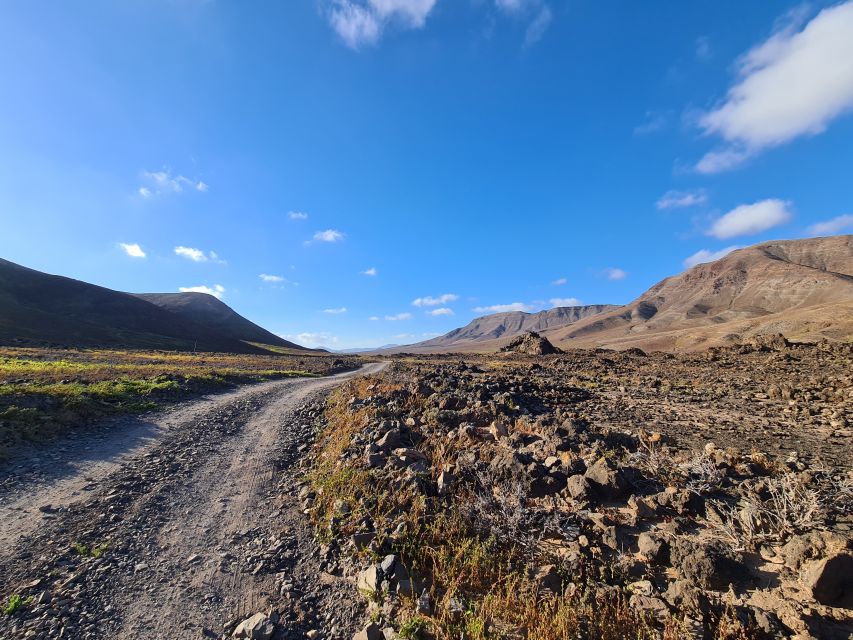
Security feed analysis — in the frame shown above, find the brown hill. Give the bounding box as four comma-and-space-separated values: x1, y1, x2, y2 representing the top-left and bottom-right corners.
545, 235, 853, 351
389, 304, 616, 353
499, 331, 561, 355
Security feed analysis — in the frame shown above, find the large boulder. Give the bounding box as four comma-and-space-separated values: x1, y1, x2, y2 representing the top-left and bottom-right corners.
671, 539, 749, 591
801, 553, 853, 608
500, 331, 562, 355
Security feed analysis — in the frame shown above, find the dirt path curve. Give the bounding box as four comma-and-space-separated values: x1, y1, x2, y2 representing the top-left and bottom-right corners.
0, 362, 386, 640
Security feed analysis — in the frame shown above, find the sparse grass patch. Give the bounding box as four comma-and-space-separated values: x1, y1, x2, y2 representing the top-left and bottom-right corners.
2, 594, 33, 616
0, 346, 357, 455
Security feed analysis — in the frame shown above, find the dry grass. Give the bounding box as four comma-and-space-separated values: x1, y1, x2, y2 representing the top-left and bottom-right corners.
0, 346, 356, 456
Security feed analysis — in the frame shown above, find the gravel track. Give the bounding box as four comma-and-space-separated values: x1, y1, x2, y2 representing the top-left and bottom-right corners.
0, 363, 386, 639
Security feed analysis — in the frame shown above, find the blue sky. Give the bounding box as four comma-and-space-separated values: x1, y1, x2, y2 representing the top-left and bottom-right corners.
1, 1, 852, 349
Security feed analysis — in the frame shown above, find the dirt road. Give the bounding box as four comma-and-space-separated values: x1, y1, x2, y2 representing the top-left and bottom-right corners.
0, 363, 386, 639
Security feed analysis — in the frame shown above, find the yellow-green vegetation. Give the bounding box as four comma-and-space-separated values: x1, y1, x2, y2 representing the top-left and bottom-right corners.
309, 375, 754, 640
0, 346, 355, 456
2, 594, 33, 616
72, 542, 108, 558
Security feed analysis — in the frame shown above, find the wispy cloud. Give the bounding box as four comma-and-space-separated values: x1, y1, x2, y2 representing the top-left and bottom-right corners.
288, 211, 308, 220
524, 5, 552, 46
684, 246, 741, 268
603, 267, 628, 281
119, 242, 146, 258
697, 2, 853, 173
174, 246, 223, 263
179, 284, 225, 299
473, 302, 533, 313
412, 293, 459, 307
428, 307, 454, 316
259, 274, 285, 283
312, 229, 345, 243
368, 316, 380, 321
549, 297, 581, 307
361, 267, 378, 276
288, 332, 338, 348
695, 36, 712, 60
385, 312, 413, 321
634, 109, 670, 135
139, 169, 207, 196
328, 0, 438, 49
656, 189, 708, 210
707, 199, 792, 239
323, 307, 348, 314
807, 214, 853, 235
551, 277, 567, 286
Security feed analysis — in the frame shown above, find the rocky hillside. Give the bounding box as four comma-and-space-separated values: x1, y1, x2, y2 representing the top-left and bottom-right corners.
545, 235, 853, 351
305, 345, 852, 639
0, 258, 308, 353
499, 331, 561, 355
135, 292, 305, 350
392, 304, 616, 353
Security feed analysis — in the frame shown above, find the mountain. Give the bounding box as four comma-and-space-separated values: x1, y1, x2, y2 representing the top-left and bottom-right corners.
381, 305, 616, 353
0, 258, 309, 353
541, 235, 853, 351
544, 235, 853, 351
386, 235, 853, 354
134, 293, 303, 350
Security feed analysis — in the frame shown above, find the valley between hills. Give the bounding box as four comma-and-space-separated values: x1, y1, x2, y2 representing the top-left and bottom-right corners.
0, 235, 851, 640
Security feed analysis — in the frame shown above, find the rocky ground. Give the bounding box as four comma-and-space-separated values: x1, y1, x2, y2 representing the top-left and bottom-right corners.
304, 339, 852, 639
2, 340, 851, 639
0, 364, 385, 639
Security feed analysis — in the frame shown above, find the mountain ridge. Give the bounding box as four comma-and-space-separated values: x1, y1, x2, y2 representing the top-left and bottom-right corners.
0, 258, 310, 353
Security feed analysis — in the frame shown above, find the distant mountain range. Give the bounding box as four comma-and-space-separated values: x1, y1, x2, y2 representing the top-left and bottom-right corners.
0, 258, 311, 353
385, 235, 853, 353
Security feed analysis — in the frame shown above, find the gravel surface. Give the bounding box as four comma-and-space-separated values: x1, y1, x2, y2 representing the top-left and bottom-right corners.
0, 363, 386, 639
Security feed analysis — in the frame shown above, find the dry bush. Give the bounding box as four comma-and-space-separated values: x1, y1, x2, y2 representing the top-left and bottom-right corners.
704, 473, 826, 551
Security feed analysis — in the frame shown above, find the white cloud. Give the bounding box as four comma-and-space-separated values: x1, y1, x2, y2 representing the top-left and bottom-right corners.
119, 243, 146, 258
698, 2, 853, 172
393, 333, 416, 341
361, 267, 378, 276
604, 267, 628, 281
473, 302, 533, 313
259, 274, 284, 283
323, 307, 348, 314
551, 277, 567, 286
179, 284, 225, 299
428, 307, 454, 316
707, 199, 792, 239
385, 312, 413, 321
290, 332, 338, 348
289, 211, 308, 220
174, 246, 223, 263
412, 293, 459, 307
368, 316, 380, 321
312, 229, 345, 243
695, 147, 754, 174
807, 214, 853, 235
329, 0, 438, 49
140, 169, 208, 196
656, 189, 708, 210
684, 246, 741, 268
550, 297, 581, 307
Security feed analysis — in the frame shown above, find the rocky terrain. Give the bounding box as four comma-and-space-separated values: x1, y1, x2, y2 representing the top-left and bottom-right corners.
302, 341, 852, 639
0, 365, 384, 639
1, 340, 851, 639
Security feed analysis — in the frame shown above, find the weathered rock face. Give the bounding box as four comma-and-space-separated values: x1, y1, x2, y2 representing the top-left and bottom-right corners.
671, 539, 749, 591
499, 331, 561, 355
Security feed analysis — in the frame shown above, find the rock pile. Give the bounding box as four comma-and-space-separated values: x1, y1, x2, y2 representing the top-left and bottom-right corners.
499, 330, 562, 355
